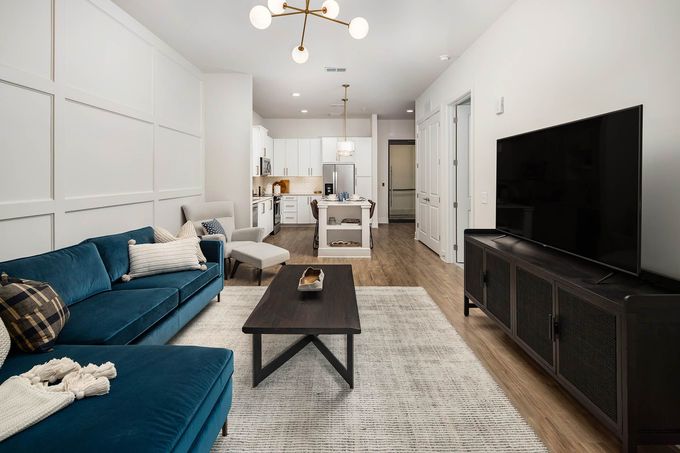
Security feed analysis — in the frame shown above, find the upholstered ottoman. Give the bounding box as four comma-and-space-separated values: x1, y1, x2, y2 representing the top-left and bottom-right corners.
229, 243, 290, 285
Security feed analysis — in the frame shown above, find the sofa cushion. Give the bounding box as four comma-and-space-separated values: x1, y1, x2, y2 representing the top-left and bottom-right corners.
0, 344, 234, 453
0, 243, 111, 306
0, 275, 70, 352
112, 262, 220, 304
57, 289, 178, 345
84, 227, 155, 282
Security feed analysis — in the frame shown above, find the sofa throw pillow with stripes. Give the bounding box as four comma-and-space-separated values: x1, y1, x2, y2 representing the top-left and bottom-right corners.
154, 221, 207, 263
0, 273, 70, 353
121, 238, 207, 282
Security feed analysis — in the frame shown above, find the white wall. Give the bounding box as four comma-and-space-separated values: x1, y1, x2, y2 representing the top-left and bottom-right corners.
262, 118, 372, 139
0, 0, 204, 261
204, 73, 253, 229
417, 0, 680, 277
252, 110, 263, 126
377, 120, 415, 223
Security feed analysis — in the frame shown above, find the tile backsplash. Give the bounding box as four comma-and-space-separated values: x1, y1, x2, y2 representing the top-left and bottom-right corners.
253, 176, 323, 195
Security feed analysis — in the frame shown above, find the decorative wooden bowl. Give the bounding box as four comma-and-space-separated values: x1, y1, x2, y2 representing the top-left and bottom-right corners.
298, 267, 324, 292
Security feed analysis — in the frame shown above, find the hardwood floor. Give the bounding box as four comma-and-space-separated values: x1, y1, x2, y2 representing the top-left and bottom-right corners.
226, 223, 669, 453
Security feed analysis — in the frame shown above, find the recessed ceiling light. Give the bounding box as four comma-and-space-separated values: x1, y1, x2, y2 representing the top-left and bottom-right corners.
300, 109, 308, 113
439, 54, 451, 61
292, 92, 301, 97
407, 109, 414, 113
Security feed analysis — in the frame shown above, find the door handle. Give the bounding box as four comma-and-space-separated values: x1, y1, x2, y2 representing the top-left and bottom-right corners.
548, 314, 554, 340
480, 271, 487, 287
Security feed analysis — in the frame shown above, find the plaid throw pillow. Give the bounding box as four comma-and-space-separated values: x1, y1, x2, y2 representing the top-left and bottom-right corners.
0, 273, 70, 353
201, 219, 226, 236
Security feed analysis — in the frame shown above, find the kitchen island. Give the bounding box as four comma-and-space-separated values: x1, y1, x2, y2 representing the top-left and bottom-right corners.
317, 199, 371, 258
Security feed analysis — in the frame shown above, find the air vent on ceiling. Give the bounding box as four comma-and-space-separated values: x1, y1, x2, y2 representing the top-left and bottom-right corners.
325, 67, 347, 73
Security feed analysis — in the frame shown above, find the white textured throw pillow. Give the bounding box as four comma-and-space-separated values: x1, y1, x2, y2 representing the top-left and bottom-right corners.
154, 221, 207, 263
0, 319, 10, 369
122, 238, 207, 282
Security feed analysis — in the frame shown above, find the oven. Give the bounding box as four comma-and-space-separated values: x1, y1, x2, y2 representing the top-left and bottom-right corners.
272, 195, 281, 235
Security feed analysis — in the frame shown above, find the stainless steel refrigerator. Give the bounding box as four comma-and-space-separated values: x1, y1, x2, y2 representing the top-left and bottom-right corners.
323, 163, 356, 195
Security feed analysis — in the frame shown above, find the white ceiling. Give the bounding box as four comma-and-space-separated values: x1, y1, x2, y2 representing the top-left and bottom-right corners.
112, 0, 515, 119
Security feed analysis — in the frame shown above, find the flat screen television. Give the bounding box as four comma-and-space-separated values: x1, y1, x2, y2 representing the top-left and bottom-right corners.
496, 105, 642, 275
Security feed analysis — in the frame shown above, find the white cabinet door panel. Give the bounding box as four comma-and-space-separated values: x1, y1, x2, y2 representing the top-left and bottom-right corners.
298, 139, 312, 177
353, 137, 372, 176
285, 139, 299, 176
310, 139, 323, 176
273, 139, 286, 176
321, 137, 338, 162
298, 196, 313, 224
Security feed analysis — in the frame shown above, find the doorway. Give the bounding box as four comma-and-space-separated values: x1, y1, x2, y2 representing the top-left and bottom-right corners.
388, 140, 416, 222
451, 96, 471, 263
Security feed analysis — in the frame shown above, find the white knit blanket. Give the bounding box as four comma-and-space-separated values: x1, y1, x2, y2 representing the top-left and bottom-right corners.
0, 358, 116, 442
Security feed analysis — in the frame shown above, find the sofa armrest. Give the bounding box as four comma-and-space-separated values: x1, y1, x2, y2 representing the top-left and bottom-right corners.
200, 239, 225, 281
200, 233, 226, 243
232, 227, 264, 243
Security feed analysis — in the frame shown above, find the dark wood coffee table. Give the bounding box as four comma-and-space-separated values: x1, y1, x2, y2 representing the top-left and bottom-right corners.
242, 264, 361, 388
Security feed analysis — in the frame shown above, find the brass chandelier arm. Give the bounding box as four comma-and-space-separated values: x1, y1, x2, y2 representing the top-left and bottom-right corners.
272, 11, 305, 17
299, 7, 309, 48
283, 4, 306, 13
309, 11, 350, 27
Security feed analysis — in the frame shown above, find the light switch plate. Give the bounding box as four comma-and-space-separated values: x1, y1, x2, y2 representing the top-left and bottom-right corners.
496, 97, 504, 115
481, 191, 488, 204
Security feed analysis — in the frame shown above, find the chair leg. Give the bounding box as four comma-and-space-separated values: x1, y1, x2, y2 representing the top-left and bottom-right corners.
257, 268, 263, 286
230, 260, 241, 279
225, 258, 231, 280
313, 222, 319, 250
217, 293, 221, 302
370, 228, 374, 249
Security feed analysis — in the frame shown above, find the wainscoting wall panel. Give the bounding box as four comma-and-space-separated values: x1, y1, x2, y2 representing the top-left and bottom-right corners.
156, 195, 203, 233
0, 0, 204, 261
61, 202, 154, 246
0, 82, 53, 204
156, 127, 202, 192
0, 0, 53, 80
64, 0, 153, 115
0, 215, 53, 261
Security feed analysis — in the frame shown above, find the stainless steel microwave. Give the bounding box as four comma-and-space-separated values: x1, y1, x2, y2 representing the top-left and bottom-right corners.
260, 157, 271, 176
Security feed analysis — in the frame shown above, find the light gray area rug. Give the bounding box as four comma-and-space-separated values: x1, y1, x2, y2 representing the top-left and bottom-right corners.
171, 286, 547, 452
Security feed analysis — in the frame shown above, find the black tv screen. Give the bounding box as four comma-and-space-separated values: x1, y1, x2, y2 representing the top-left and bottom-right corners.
496, 106, 642, 275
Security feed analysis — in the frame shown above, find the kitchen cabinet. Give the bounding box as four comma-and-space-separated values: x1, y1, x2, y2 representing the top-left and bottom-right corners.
353, 137, 372, 176
281, 196, 298, 224
254, 198, 274, 236
321, 137, 338, 163
298, 139, 322, 176
252, 126, 271, 176
297, 195, 322, 224
273, 139, 300, 176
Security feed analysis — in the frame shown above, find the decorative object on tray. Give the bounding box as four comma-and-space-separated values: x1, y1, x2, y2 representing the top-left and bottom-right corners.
297, 267, 325, 292
330, 240, 360, 247
341, 218, 360, 224
328, 216, 338, 225
326, 194, 338, 201
350, 194, 362, 201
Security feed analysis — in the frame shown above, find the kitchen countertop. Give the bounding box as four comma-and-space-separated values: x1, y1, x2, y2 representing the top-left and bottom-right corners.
251, 196, 273, 204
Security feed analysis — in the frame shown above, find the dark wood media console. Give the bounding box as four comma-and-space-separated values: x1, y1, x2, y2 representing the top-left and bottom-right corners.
464, 229, 680, 452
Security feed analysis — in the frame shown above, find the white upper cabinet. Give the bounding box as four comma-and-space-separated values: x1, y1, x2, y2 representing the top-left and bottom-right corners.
298, 138, 322, 176
252, 126, 270, 176
285, 139, 299, 176
273, 138, 286, 176
321, 137, 338, 163
353, 137, 372, 177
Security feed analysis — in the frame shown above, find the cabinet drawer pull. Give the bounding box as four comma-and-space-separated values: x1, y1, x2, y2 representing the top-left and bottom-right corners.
548, 314, 554, 340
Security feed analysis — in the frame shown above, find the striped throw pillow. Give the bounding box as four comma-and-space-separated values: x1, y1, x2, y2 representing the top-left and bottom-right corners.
121, 238, 207, 282
154, 221, 207, 263
0, 273, 70, 353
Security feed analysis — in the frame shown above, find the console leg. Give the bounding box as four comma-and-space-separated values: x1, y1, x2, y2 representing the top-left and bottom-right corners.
464, 296, 470, 317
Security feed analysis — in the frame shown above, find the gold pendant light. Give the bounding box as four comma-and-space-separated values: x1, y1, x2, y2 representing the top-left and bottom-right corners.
336, 84, 354, 157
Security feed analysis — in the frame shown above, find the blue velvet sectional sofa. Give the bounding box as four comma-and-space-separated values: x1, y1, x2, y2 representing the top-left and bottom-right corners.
0, 227, 233, 452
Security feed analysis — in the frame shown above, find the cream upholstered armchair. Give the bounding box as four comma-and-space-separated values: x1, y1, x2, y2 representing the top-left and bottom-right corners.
181, 201, 263, 278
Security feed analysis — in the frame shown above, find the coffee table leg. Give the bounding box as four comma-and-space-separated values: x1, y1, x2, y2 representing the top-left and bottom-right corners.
347, 334, 354, 389
253, 333, 262, 387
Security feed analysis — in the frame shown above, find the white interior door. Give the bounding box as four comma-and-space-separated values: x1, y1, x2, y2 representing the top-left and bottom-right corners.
455, 102, 471, 263
417, 114, 441, 253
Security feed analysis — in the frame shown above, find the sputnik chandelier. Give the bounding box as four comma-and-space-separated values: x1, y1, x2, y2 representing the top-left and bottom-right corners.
249, 1, 369, 64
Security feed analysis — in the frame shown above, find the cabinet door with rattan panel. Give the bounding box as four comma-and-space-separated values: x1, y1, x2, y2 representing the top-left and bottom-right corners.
516, 267, 555, 369
464, 240, 485, 304
485, 252, 511, 330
